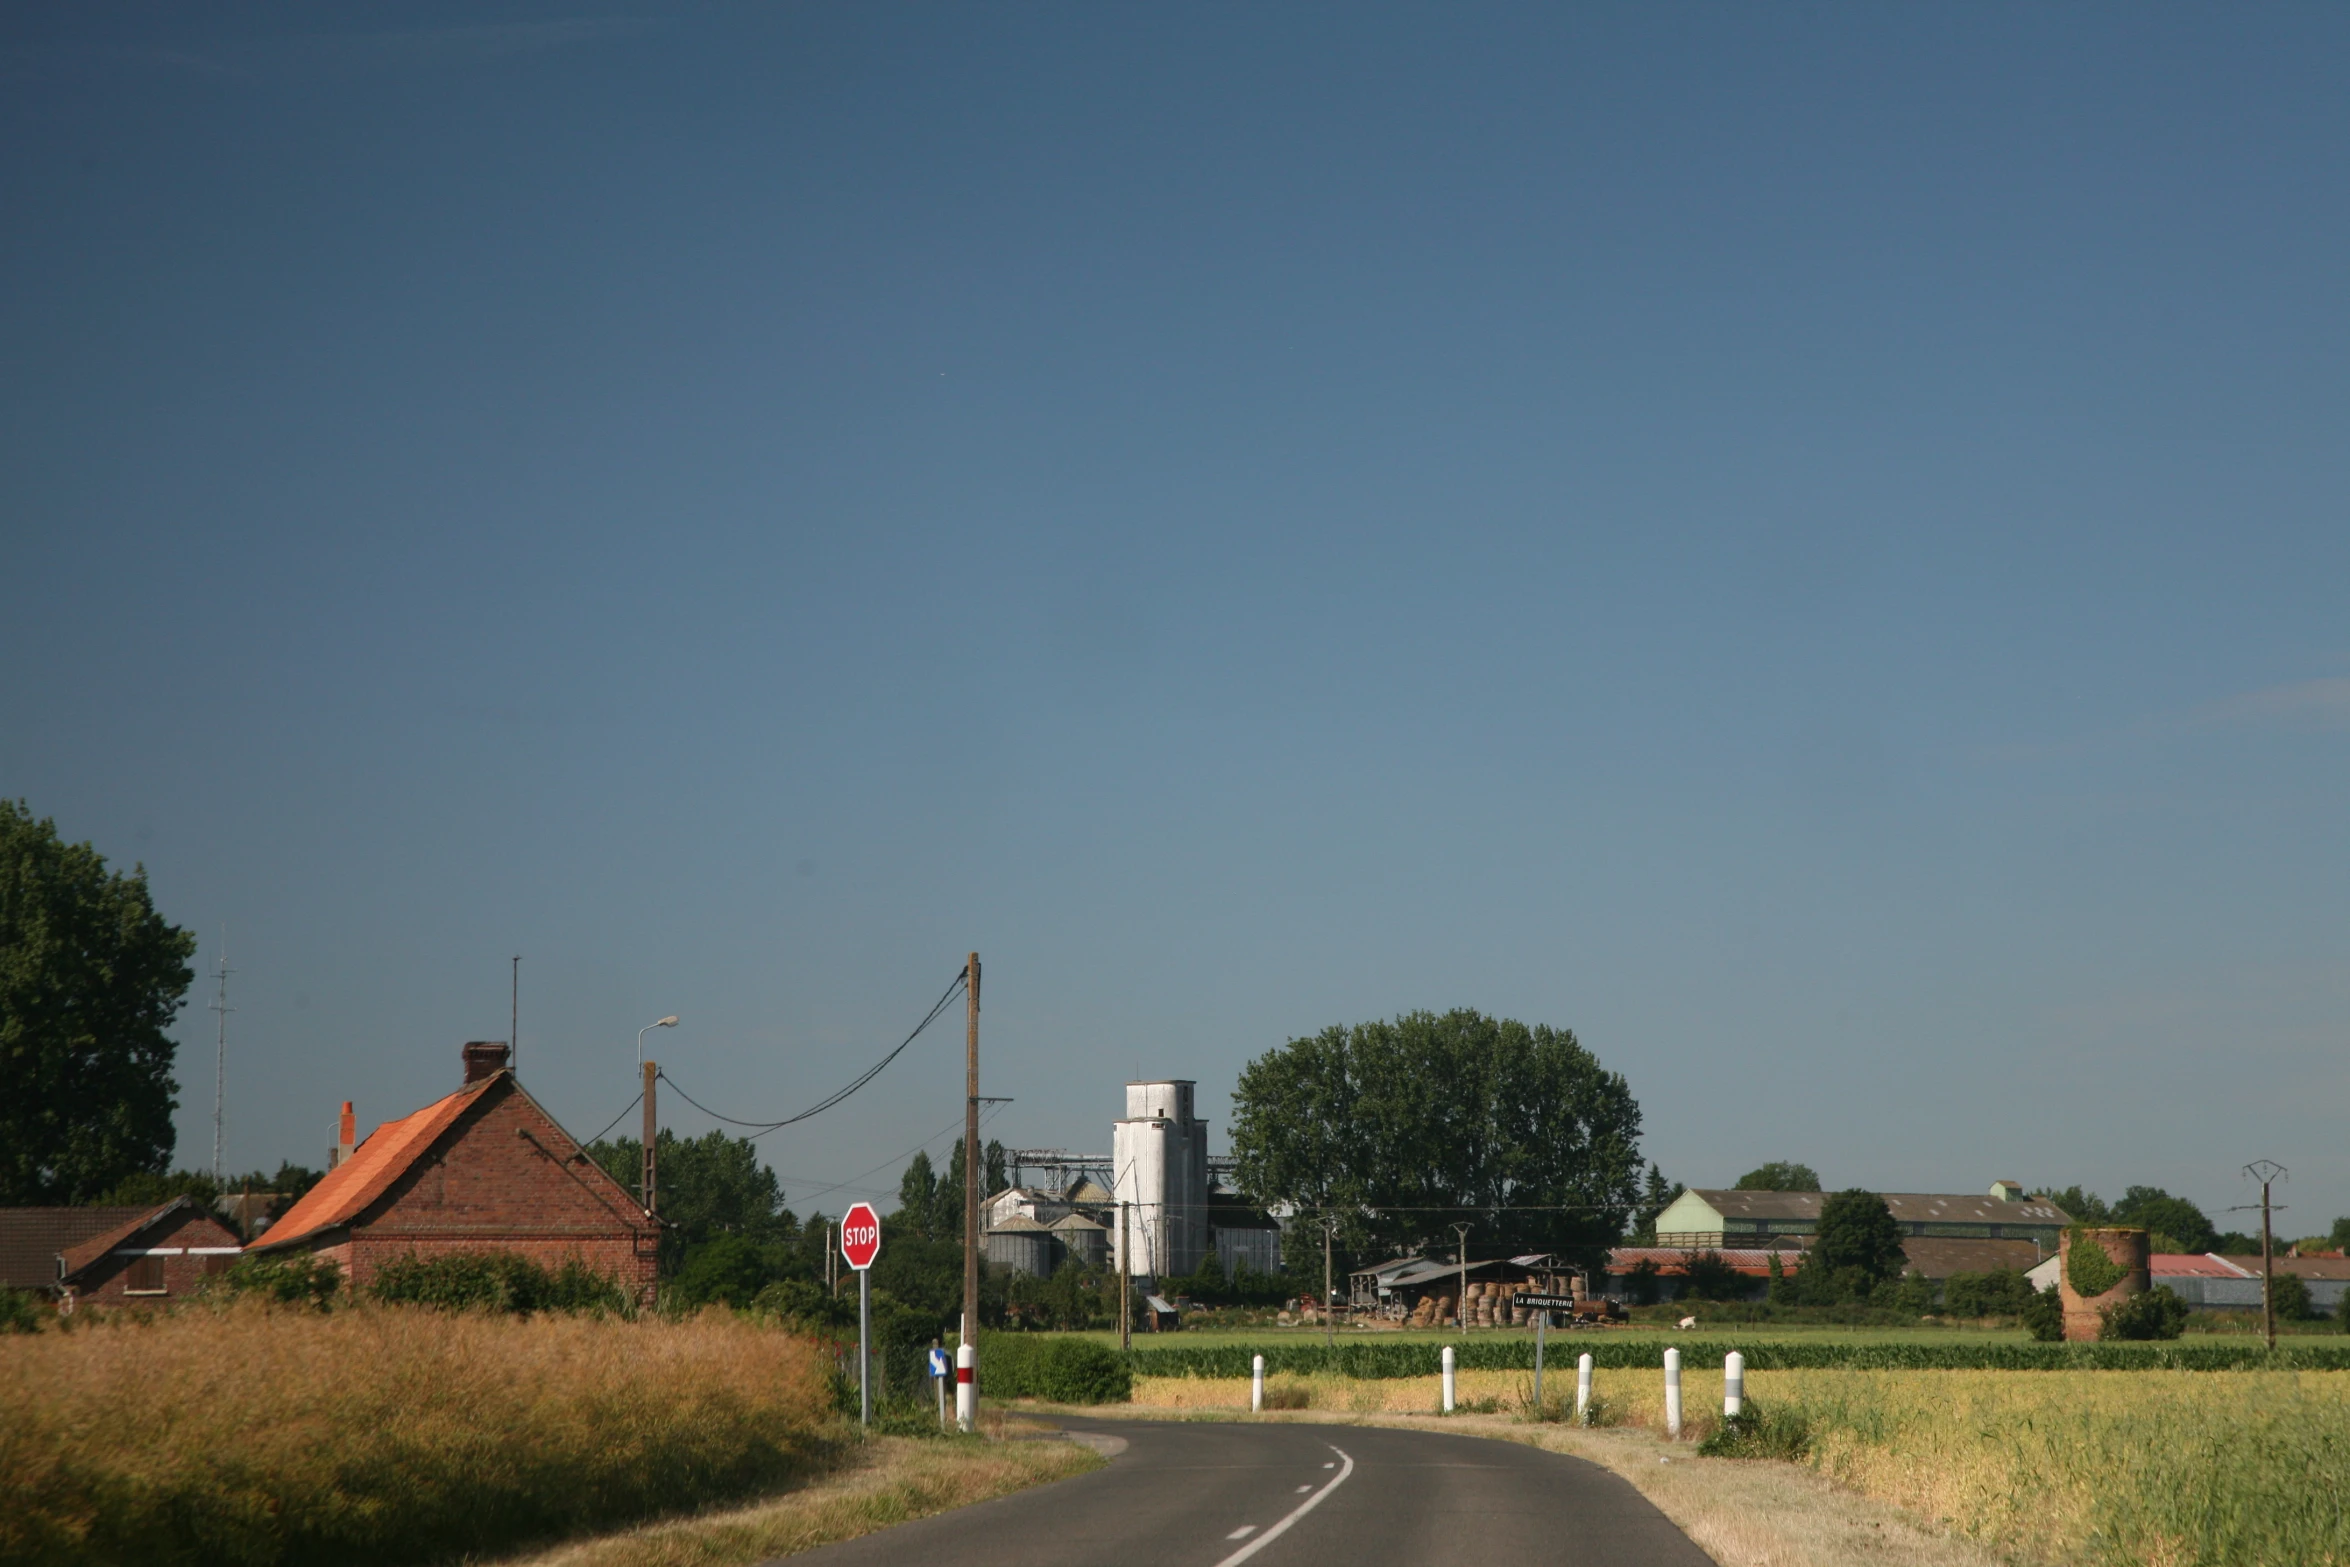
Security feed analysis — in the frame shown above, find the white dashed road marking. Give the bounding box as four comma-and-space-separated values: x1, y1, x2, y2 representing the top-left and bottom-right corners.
1210, 1446, 1356, 1567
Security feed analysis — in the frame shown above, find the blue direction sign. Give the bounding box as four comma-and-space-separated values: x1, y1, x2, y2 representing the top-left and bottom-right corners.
928, 1347, 952, 1379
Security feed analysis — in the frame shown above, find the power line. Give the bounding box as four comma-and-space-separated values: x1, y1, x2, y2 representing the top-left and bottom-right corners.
779, 1099, 1011, 1209
657, 970, 968, 1138
579, 1094, 644, 1148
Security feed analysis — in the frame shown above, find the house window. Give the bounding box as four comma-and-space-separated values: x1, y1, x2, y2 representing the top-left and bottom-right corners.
200, 1253, 232, 1277
125, 1255, 166, 1294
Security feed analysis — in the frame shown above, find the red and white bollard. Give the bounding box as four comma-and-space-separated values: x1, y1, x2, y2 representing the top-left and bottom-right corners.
955, 1340, 976, 1433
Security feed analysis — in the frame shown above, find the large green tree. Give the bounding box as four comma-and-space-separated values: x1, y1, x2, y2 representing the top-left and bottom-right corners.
1, 802, 197, 1203
896, 1149, 939, 1238
584, 1128, 791, 1275
1811, 1189, 1908, 1285
1735, 1161, 1821, 1192
1229, 1008, 1645, 1260
2110, 1186, 2218, 1254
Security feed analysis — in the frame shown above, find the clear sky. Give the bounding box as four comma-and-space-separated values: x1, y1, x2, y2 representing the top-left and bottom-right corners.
6, 5, 2345, 1233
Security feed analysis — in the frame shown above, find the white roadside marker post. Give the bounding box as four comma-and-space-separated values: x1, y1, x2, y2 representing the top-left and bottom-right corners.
1576, 1351, 1593, 1425
1664, 1346, 1682, 1441
1724, 1351, 1744, 1419
955, 1339, 976, 1433
1441, 1344, 1456, 1413
1252, 1353, 1265, 1413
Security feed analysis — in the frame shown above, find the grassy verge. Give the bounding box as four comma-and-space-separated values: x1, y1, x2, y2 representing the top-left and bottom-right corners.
1, 1303, 835, 1566
1123, 1365, 2350, 1567
494, 1433, 1103, 1567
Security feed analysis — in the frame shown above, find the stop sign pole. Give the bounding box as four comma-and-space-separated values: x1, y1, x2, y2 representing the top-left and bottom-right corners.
841, 1201, 881, 1427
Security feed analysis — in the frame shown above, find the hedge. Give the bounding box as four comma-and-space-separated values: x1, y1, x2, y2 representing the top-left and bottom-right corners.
978, 1331, 1133, 1403
1122, 1337, 2350, 1378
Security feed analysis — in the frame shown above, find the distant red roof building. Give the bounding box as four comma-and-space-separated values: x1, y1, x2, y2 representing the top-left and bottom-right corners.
247, 1043, 656, 1304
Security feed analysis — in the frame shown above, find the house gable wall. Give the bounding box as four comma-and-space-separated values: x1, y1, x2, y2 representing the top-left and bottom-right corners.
68, 1207, 244, 1307
345, 1080, 656, 1302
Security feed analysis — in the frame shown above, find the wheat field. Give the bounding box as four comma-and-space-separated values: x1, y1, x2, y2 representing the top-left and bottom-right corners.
0, 1304, 836, 1567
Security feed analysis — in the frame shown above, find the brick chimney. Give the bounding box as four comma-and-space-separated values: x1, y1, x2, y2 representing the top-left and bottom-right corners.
330, 1101, 356, 1169
463, 1040, 512, 1084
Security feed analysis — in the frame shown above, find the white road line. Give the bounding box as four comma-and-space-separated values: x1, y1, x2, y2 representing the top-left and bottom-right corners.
1210, 1445, 1354, 1567
1226, 1526, 1257, 1540
1322, 1462, 1335, 1469
1294, 1484, 1312, 1493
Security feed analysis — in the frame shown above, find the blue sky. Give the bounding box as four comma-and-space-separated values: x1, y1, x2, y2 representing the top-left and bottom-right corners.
6, 5, 2345, 1231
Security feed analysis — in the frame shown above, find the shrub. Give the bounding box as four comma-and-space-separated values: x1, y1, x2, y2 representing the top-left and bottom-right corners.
1696, 1400, 1812, 1460
2101, 1285, 2189, 1341
2269, 1272, 2315, 1322
2023, 1284, 2065, 1342
1678, 1251, 1747, 1301
977, 1332, 1131, 1404
0, 1287, 44, 1333
210, 1252, 343, 1308
1944, 1267, 2038, 1318
367, 1252, 626, 1315
752, 1276, 856, 1331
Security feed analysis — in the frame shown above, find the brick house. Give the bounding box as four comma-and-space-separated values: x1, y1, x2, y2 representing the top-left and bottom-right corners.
0, 1196, 243, 1308
246, 1042, 657, 1304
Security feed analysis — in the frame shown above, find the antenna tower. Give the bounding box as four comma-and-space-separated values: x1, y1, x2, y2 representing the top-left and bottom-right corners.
209, 935, 234, 1185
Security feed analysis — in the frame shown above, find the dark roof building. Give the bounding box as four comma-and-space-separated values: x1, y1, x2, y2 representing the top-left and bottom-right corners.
1650, 1185, 2071, 1252
0, 1197, 243, 1307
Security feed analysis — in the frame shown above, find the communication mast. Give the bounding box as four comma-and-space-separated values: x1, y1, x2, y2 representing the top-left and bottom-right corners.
209, 934, 233, 1185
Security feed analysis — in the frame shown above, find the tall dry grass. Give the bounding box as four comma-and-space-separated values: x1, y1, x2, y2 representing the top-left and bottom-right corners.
1, 1303, 835, 1567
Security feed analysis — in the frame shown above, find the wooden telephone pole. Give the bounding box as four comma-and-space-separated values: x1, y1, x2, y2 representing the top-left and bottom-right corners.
641, 1060, 658, 1217
2246, 1160, 2286, 1352
962, 954, 981, 1355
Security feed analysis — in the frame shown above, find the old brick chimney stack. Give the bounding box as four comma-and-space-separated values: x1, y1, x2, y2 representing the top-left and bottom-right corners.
331, 1101, 356, 1169
463, 1040, 512, 1085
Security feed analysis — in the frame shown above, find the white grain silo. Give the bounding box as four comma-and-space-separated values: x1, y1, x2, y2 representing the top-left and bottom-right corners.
1111, 1079, 1210, 1282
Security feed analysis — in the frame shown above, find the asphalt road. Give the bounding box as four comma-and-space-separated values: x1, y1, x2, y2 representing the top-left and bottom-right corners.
786, 1417, 1715, 1566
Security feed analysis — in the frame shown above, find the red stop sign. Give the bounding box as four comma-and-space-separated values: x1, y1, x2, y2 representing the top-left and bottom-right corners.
840, 1202, 882, 1271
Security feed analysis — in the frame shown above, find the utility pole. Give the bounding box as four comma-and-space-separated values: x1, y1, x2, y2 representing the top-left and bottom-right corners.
641, 1060, 658, 1218
962, 954, 981, 1356
208, 935, 232, 1187
2247, 1159, 2287, 1352
1322, 1213, 1339, 1349
1452, 1222, 1472, 1331
1119, 1198, 1133, 1351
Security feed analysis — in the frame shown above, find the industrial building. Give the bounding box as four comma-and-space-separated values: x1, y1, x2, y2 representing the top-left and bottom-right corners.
989, 1079, 1281, 1284
1646, 1182, 2071, 1281
1113, 1079, 1211, 1279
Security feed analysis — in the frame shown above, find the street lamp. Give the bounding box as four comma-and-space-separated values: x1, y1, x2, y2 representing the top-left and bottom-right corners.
638, 1015, 679, 1063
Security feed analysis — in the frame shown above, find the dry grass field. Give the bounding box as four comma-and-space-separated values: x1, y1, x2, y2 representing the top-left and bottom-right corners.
1132, 1365, 2350, 1567
1, 1304, 836, 1566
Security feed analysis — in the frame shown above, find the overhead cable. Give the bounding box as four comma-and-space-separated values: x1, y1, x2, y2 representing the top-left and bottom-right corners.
658, 969, 968, 1138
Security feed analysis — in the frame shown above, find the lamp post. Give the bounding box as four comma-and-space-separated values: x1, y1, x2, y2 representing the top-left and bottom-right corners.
637, 1016, 679, 1216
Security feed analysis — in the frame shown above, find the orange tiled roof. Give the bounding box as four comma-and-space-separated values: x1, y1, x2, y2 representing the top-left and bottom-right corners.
250, 1075, 501, 1252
